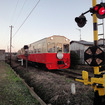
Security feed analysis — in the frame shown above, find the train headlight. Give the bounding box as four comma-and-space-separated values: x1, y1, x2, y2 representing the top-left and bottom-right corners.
57, 52, 63, 59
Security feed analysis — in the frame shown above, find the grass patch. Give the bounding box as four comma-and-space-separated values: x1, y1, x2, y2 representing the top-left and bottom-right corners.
0, 63, 40, 105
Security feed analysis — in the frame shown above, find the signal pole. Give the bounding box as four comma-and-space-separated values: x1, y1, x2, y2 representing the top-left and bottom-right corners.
93, 0, 98, 46
92, 0, 100, 104
9, 25, 13, 66
92, 0, 99, 75
24, 45, 29, 71
92, 1, 105, 105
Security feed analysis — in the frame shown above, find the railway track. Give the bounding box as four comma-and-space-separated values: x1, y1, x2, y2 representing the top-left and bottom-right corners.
51, 68, 94, 80
51, 69, 82, 79
25, 64, 83, 79
11, 61, 92, 80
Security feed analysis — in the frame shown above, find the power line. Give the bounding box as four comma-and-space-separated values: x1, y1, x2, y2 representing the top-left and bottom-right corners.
13, 0, 40, 38
10, 0, 20, 25
13, 0, 28, 26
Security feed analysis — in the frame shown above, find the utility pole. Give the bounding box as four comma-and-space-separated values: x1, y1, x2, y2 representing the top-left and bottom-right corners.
9, 25, 13, 66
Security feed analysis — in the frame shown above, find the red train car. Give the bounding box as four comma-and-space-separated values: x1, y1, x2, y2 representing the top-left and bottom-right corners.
17, 35, 70, 70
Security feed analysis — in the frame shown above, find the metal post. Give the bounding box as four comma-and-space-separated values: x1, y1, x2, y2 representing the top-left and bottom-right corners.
76, 28, 81, 41
26, 54, 28, 70
24, 50, 28, 71
24, 45, 29, 71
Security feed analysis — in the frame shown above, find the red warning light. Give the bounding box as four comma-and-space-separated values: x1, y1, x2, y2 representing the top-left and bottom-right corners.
90, 3, 105, 19
95, 6, 99, 11
99, 7, 105, 15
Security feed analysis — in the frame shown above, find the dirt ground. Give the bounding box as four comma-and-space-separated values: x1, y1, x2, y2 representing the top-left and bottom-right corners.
10, 60, 94, 105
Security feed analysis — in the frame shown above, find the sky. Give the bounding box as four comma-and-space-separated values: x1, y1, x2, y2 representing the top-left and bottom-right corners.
0, 0, 104, 52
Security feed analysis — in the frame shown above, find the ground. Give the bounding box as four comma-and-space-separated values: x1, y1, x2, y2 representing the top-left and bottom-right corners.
0, 61, 40, 105
11, 61, 94, 105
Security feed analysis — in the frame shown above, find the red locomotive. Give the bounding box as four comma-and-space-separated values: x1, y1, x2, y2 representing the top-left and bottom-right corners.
17, 35, 70, 70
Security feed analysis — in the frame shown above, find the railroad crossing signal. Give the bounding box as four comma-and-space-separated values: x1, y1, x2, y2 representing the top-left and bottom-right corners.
84, 46, 104, 66
75, 2, 105, 28
75, 15, 87, 27
90, 2, 105, 19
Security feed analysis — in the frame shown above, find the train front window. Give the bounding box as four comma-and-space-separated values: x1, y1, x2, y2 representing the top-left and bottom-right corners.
57, 43, 62, 52
48, 43, 55, 53
63, 44, 69, 53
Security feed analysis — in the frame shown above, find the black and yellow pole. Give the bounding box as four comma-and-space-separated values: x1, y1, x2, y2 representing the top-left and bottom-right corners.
92, 0, 99, 75
92, 1, 103, 104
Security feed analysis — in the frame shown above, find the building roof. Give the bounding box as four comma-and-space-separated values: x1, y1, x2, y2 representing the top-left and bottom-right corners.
70, 40, 93, 46
98, 38, 105, 41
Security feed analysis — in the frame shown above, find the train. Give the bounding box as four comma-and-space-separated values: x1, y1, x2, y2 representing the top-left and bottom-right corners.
17, 35, 70, 70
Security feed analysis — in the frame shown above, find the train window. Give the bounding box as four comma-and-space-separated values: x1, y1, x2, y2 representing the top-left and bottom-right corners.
42, 43, 46, 53
63, 44, 69, 53
36, 49, 38, 53
30, 50, 33, 54
48, 43, 55, 53
38, 48, 41, 53
57, 43, 62, 52
33, 46, 34, 49
37, 44, 42, 53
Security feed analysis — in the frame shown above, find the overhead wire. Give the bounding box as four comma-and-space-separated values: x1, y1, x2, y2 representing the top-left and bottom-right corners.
13, 0, 40, 38
6, 0, 19, 49
10, 0, 20, 25
13, 0, 28, 26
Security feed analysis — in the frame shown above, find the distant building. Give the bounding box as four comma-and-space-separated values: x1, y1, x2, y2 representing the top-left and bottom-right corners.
70, 39, 105, 64
70, 40, 93, 64
98, 39, 105, 45
98, 39, 105, 51
0, 50, 5, 61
